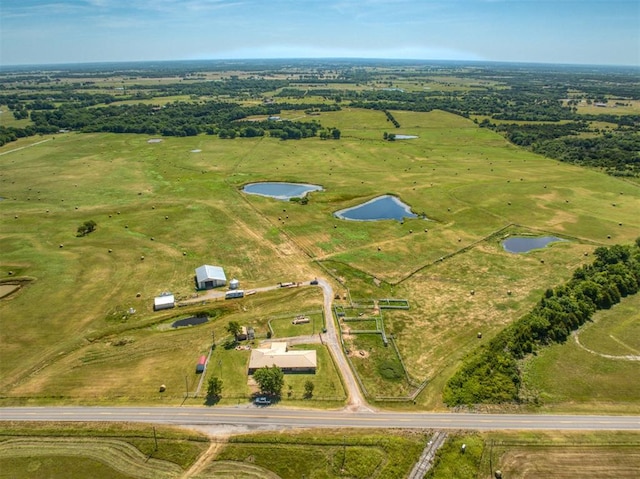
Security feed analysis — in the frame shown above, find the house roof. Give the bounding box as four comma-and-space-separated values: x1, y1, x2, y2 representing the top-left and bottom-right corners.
195, 264, 226, 283
249, 342, 317, 370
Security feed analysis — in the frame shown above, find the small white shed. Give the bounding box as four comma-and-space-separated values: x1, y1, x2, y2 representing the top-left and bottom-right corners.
153, 293, 175, 311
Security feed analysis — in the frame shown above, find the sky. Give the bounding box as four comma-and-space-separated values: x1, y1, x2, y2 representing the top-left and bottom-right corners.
1, 0, 639, 67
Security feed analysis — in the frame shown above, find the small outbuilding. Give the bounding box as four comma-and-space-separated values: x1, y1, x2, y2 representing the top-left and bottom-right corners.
195, 264, 227, 290
236, 326, 248, 341
229, 278, 240, 290
153, 293, 175, 311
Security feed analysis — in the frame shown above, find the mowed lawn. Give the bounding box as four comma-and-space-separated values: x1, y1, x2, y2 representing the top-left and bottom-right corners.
1, 108, 639, 406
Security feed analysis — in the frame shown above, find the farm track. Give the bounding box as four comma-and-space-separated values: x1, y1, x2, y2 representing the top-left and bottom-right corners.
573, 332, 640, 362
180, 439, 226, 479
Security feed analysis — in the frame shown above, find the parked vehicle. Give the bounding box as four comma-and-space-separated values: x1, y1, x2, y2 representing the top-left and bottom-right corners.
225, 290, 244, 299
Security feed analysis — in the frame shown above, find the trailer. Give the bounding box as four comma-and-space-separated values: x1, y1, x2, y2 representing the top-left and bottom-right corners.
225, 289, 245, 300
195, 355, 207, 374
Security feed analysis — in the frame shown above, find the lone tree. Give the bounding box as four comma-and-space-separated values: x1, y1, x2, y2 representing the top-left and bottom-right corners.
253, 366, 284, 397
76, 220, 97, 237
206, 377, 223, 404
304, 380, 315, 399
227, 321, 242, 340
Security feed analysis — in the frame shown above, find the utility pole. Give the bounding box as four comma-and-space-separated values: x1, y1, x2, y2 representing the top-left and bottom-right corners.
184, 374, 189, 398
153, 426, 158, 451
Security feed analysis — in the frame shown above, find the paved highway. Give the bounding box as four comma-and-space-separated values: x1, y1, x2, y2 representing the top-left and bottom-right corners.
2, 407, 639, 432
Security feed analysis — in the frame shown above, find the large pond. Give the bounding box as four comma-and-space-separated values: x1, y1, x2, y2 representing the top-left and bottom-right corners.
502, 236, 565, 253
243, 182, 322, 200
334, 195, 418, 221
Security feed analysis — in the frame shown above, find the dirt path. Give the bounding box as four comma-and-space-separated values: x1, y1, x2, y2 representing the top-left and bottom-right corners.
0, 138, 52, 156
179, 439, 226, 479
317, 278, 372, 412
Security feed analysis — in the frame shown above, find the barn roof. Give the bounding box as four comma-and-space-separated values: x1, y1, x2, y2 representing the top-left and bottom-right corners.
195, 264, 226, 283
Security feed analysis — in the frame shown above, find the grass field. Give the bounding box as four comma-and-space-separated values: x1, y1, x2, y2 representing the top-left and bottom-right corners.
521, 293, 640, 412
427, 431, 640, 479
214, 428, 428, 479
2, 107, 639, 408
0, 422, 209, 478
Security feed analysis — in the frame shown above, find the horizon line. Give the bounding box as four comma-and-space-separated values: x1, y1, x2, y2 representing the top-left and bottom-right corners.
2, 57, 639, 70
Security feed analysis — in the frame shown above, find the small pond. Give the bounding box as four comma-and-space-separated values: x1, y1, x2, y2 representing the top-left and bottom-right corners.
172, 315, 208, 328
243, 182, 323, 200
334, 195, 419, 221
394, 135, 418, 140
502, 236, 565, 253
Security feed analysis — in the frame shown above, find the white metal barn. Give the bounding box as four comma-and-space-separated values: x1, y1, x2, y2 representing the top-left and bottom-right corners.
195, 264, 227, 290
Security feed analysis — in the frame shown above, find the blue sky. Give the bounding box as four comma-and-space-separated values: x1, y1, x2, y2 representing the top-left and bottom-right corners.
1, 0, 639, 66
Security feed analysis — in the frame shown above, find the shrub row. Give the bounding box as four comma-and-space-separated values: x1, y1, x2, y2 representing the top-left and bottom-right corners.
444, 240, 640, 406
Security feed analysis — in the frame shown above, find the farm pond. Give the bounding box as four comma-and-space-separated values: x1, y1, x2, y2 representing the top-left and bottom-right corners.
502, 236, 565, 253
334, 195, 419, 221
172, 315, 208, 328
242, 182, 322, 200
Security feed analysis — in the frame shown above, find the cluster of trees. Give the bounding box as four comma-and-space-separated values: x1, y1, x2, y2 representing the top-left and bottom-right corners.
21, 101, 337, 140
76, 220, 97, 237
383, 109, 400, 128
533, 133, 640, 176
444, 240, 640, 406
484, 121, 589, 147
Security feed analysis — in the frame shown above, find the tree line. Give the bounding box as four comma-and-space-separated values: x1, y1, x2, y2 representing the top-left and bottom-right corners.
443, 240, 640, 406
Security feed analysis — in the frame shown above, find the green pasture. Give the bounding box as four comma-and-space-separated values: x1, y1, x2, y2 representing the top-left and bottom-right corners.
214, 429, 427, 479
427, 431, 640, 479
1, 108, 639, 407
522, 293, 640, 412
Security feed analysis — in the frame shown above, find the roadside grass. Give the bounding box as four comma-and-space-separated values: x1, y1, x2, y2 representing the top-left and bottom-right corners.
521, 294, 640, 411
428, 431, 640, 479
213, 428, 427, 479
2, 107, 639, 408
0, 421, 209, 477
